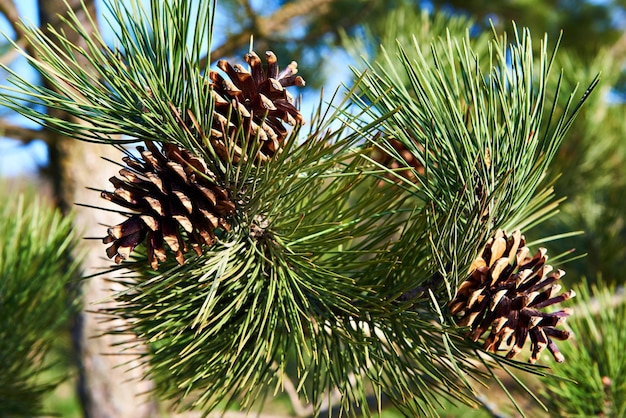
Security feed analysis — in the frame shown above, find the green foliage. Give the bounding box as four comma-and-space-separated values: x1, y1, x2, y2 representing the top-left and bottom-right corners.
0, 0, 414, 414
542, 281, 626, 417
103, 90, 414, 414
535, 48, 626, 285
351, 13, 596, 295
0, 1, 600, 417
0, 0, 215, 151
418, 0, 626, 291
427, 0, 626, 62
346, 7, 488, 66
349, 8, 596, 415
0, 189, 81, 417
346, 5, 626, 289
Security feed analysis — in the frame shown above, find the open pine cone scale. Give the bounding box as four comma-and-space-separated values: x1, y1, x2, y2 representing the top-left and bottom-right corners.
101, 50, 305, 269
449, 229, 575, 363
210, 51, 305, 161
101, 141, 234, 269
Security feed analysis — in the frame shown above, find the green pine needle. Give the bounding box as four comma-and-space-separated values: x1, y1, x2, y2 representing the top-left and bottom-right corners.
0, 1, 599, 417
0, 190, 81, 416
542, 281, 626, 417
347, 9, 597, 416
0, 0, 216, 153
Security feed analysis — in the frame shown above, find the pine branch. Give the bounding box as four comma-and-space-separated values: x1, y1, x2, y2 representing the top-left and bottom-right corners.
206, 0, 334, 62
348, 8, 597, 414
0, 119, 52, 143
0, 0, 43, 63
0, 1, 598, 417
0, 1, 406, 414
542, 281, 626, 416
0, 190, 82, 416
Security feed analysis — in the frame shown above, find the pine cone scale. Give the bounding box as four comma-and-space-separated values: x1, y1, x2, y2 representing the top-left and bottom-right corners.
103, 142, 235, 268
449, 229, 574, 363
211, 50, 305, 160
107, 215, 144, 239
140, 214, 158, 231
143, 196, 165, 216
102, 51, 304, 268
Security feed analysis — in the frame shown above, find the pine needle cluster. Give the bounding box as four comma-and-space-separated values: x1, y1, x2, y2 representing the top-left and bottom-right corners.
0, 190, 81, 416
346, 9, 597, 414
542, 281, 626, 417
0, 1, 597, 416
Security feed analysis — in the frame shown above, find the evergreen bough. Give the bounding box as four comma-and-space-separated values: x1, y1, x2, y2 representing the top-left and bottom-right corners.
542, 281, 626, 417
0, 191, 81, 416
0, 0, 597, 416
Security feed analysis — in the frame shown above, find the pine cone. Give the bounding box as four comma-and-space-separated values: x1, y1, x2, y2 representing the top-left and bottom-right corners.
101, 51, 305, 268
102, 141, 235, 269
449, 229, 575, 363
210, 50, 305, 162
370, 138, 424, 185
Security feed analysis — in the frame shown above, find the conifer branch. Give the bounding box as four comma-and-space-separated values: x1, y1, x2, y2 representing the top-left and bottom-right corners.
0, 119, 52, 143
0, 1, 598, 416
0, 192, 82, 416
206, 0, 334, 62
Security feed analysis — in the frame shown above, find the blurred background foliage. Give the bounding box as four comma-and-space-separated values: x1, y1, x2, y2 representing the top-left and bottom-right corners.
1, 0, 626, 416
542, 280, 626, 417
0, 183, 81, 417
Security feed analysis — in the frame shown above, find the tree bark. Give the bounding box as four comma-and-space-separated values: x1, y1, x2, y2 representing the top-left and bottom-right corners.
37, 1, 158, 417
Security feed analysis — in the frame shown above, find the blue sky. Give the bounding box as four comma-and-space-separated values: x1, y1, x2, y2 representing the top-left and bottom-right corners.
0, 0, 43, 176
0, 0, 117, 176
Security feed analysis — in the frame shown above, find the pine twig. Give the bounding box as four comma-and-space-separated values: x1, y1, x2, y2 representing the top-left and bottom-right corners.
0, 120, 52, 144
206, 0, 334, 62
0, 0, 38, 60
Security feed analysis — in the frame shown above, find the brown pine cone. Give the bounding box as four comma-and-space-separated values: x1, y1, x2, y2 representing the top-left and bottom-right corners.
102, 141, 234, 269
449, 229, 575, 363
210, 50, 305, 161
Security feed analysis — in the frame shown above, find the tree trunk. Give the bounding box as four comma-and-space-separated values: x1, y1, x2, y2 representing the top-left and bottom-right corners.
38, 1, 158, 417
